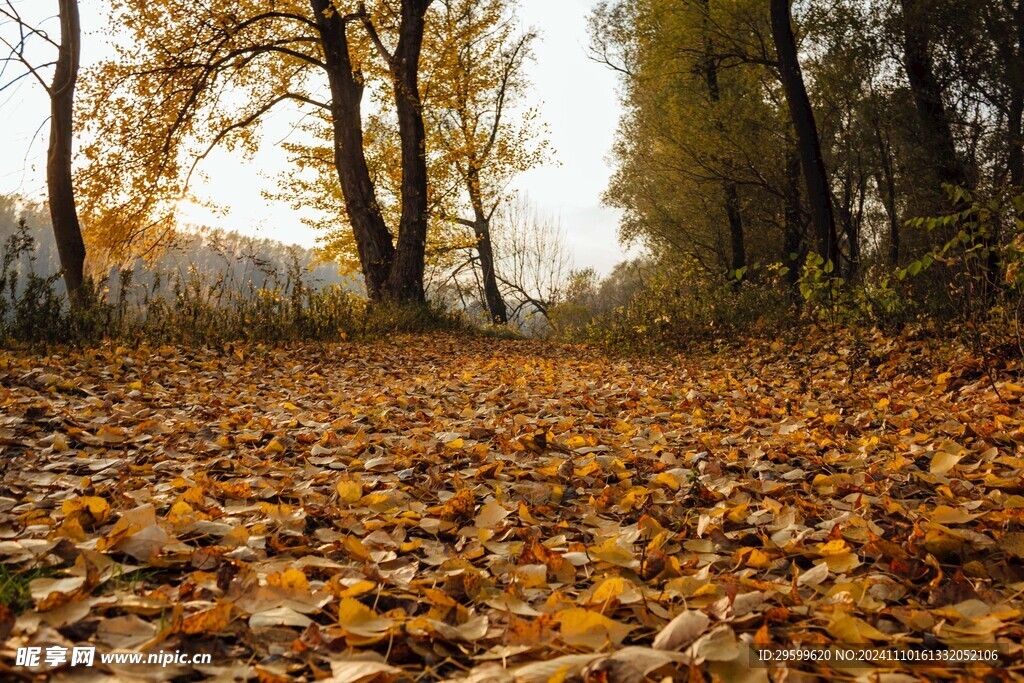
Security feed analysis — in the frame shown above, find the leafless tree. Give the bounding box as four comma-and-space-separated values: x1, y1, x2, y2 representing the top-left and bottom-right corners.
492, 195, 571, 326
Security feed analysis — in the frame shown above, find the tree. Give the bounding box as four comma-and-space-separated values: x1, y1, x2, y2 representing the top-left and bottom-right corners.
590, 0, 790, 277
285, 0, 547, 324
492, 196, 570, 325
770, 0, 839, 268
78, 0, 436, 306
898, 0, 971, 193
1, 0, 86, 298
699, 0, 745, 277
428, 0, 545, 324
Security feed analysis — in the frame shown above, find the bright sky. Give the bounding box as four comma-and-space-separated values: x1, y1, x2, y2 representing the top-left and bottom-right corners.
0, 0, 631, 274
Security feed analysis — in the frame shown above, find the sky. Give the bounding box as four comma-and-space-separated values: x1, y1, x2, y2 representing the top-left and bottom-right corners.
0, 0, 633, 275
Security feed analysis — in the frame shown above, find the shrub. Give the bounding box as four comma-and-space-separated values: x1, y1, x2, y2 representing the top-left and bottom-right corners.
551, 257, 795, 352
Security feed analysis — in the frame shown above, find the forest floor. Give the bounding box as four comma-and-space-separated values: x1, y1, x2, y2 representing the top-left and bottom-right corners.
0, 332, 1023, 682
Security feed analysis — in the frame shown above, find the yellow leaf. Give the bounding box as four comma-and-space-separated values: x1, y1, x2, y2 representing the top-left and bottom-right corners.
339, 580, 377, 598
930, 505, 980, 525
57, 516, 86, 542
827, 613, 889, 643
653, 472, 680, 491
52, 432, 68, 452
445, 438, 465, 450
265, 438, 286, 454
181, 602, 233, 634
167, 501, 194, 526
95, 425, 126, 443
337, 598, 393, 636
180, 486, 206, 506
736, 547, 772, 569
343, 535, 372, 562
336, 479, 363, 505
222, 525, 249, 548
438, 488, 476, 521
62, 496, 111, 525
266, 568, 310, 595
816, 539, 850, 557
931, 450, 963, 475
590, 577, 626, 604
924, 528, 964, 557
726, 501, 749, 523
474, 501, 509, 528
589, 537, 639, 568
565, 435, 587, 449
812, 474, 833, 489
556, 608, 634, 650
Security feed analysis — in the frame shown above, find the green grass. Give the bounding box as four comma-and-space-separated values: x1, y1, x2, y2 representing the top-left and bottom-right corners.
105, 567, 160, 592
0, 564, 64, 614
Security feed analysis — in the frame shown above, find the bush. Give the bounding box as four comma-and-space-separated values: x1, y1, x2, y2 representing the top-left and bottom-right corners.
896, 188, 1024, 355
551, 257, 795, 352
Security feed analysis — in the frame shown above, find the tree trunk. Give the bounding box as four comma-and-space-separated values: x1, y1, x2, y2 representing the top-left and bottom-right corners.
1010, 93, 1023, 189
783, 145, 806, 290
1009, 0, 1024, 188
872, 121, 900, 265
385, 0, 432, 305
724, 184, 745, 274
466, 169, 508, 324
702, 0, 745, 277
899, 0, 971, 191
48, 0, 86, 300
473, 217, 508, 324
770, 0, 839, 269
311, 0, 395, 301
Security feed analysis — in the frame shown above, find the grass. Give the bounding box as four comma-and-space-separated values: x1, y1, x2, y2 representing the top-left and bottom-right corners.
0, 564, 64, 614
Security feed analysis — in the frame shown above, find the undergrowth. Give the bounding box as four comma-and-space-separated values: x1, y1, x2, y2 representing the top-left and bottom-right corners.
0, 218, 469, 347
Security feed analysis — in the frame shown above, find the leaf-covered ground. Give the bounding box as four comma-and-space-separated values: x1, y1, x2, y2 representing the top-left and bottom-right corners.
1, 333, 1023, 682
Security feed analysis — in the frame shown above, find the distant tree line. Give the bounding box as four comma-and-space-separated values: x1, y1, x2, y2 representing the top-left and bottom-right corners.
0, 196, 354, 297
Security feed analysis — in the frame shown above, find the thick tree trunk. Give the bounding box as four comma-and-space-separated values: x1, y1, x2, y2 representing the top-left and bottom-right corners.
385, 0, 432, 305
311, 0, 395, 301
770, 0, 839, 269
48, 0, 86, 300
899, 0, 971, 191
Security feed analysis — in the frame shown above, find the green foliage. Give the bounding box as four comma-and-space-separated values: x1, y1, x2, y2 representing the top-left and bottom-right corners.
896, 188, 1024, 352
551, 257, 794, 352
